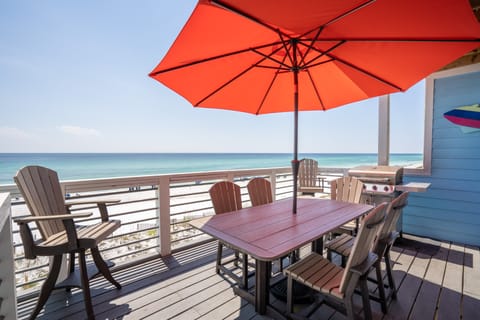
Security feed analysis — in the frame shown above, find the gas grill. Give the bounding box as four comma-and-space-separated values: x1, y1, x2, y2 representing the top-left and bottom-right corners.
348, 165, 403, 201
347, 165, 430, 237
348, 165, 404, 234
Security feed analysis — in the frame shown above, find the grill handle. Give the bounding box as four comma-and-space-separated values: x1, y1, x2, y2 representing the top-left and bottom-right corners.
354, 177, 391, 184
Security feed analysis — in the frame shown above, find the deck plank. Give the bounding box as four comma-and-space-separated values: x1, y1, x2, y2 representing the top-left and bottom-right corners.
16, 235, 480, 320
462, 245, 480, 320
382, 244, 417, 320
463, 245, 480, 299
409, 241, 448, 320
437, 243, 464, 320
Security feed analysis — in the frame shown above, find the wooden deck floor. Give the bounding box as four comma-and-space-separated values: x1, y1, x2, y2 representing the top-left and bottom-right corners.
17, 234, 480, 320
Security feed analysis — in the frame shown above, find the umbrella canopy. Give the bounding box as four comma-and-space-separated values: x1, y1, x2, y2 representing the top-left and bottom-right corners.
150, 0, 480, 213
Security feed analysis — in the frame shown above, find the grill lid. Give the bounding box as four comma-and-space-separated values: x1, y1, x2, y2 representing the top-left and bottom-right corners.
348, 165, 403, 184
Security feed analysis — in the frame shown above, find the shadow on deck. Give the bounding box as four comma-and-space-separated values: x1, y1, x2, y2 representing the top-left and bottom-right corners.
17, 234, 480, 320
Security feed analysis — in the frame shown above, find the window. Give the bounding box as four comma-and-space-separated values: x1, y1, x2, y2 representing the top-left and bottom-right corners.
389, 80, 426, 174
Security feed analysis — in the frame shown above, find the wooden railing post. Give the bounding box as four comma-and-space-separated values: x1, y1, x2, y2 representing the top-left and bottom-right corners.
157, 177, 171, 256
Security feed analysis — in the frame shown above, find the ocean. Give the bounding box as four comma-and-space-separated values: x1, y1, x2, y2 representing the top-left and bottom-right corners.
0, 153, 422, 185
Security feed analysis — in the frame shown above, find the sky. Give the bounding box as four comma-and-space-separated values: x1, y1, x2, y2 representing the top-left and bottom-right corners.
0, 1, 425, 154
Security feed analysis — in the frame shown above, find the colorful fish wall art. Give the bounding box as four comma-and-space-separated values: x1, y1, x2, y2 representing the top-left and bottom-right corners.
443, 104, 480, 133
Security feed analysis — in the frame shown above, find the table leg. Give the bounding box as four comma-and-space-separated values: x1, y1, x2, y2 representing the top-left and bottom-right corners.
311, 235, 324, 254
255, 260, 270, 314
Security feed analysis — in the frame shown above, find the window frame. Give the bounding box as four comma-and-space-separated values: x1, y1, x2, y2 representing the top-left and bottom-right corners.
405, 63, 480, 176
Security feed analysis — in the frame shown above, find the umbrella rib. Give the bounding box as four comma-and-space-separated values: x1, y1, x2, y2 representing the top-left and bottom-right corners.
298, 0, 376, 40
300, 39, 404, 91
300, 40, 346, 69
307, 37, 480, 43
211, 0, 291, 39
255, 54, 290, 115
326, 51, 404, 91
298, 26, 324, 68
278, 32, 295, 69
321, 0, 376, 29
149, 42, 283, 77
305, 69, 326, 111
306, 58, 334, 69
194, 60, 261, 106
252, 45, 292, 70
195, 48, 286, 107
256, 65, 291, 71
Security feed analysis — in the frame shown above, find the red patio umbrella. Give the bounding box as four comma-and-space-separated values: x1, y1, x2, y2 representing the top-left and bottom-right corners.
150, 0, 480, 213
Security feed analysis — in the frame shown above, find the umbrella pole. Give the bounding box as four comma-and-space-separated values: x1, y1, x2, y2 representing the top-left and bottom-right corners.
292, 68, 299, 214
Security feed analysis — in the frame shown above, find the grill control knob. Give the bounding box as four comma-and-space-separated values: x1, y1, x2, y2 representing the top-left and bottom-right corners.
384, 186, 390, 192
372, 185, 377, 191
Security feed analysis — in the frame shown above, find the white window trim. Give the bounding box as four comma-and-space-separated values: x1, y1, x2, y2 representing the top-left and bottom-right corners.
408, 63, 480, 176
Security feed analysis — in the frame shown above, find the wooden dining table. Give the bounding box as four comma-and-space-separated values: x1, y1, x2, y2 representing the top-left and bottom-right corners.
189, 197, 373, 317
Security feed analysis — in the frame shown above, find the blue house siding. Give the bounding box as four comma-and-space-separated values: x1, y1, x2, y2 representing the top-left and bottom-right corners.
403, 68, 480, 246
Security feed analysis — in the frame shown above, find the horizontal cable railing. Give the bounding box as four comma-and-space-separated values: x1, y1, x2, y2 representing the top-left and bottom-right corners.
0, 166, 347, 299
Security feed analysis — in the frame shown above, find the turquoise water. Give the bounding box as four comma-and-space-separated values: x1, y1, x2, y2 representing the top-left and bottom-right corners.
0, 153, 422, 185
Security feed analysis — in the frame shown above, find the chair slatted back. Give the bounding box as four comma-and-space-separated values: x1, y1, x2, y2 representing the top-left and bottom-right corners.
298, 158, 319, 188
379, 191, 409, 240
247, 177, 273, 207
331, 176, 364, 203
14, 166, 68, 240
209, 181, 242, 214
339, 202, 387, 293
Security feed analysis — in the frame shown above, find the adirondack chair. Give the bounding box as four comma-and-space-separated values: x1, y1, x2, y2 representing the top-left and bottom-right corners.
325, 192, 409, 313
284, 202, 387, 320
298, 158, 324, 196
13, 166, 121, 320
246, 177, 273, 207
209, 181, 249, 288
330, 176, 364, 235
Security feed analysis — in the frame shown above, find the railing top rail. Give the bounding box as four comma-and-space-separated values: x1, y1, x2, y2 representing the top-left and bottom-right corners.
0, 166, 348, 196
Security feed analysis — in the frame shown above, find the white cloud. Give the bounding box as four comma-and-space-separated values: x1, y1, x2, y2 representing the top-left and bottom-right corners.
0, 126, 32, 139
58, 125, 101, 137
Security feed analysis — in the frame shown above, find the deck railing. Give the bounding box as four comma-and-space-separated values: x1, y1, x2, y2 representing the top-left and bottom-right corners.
0, 166, 347, 299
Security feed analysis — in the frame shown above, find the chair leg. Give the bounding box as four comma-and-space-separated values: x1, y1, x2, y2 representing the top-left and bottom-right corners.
344, 295, 355, 320
286, 275, 294, 315
216, 242, 223, 274
384, 250, 397, 299
359, 277, 373, 320
78, 249, 95, 320
375, 262, 388, 314
68, 252, 75, 273
91, 246, 121, 289
66, 252, 75, 292
29, 255, 63, 320
327, 249, 332, 261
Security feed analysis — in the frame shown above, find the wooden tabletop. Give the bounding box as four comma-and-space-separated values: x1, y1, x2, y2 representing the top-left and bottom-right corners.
190, 198, 373, 261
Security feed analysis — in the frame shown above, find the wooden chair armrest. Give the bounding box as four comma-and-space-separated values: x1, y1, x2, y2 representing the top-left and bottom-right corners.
65, 199, 120, 222
13, 212, 93, 224
350, 252, 378, 276
14, 212, 92, 258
